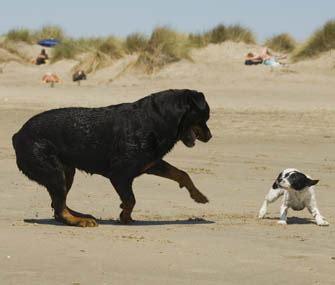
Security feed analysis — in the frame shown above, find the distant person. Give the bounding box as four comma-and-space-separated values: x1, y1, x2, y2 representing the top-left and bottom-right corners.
244, 52, 263, 65
72, 70, 87, 82
36, 49, 49, 65
42, 72, 60, 87
245, 47, 286, 67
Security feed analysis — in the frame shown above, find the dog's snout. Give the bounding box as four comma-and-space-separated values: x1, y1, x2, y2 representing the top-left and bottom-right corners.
206, 130, 212, 141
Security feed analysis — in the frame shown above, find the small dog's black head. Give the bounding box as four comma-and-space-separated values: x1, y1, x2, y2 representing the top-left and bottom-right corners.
272, 168, 319, 191
179, 90, 212, 147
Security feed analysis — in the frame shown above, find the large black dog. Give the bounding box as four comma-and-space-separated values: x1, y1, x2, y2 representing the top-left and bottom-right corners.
12, 89, 212, 227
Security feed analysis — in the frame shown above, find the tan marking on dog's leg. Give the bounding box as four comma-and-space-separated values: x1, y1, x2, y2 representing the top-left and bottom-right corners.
146, 160, 208, 203
55, 207, 98, 227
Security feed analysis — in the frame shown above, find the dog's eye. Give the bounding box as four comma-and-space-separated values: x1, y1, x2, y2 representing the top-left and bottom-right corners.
284, 173, 290, 178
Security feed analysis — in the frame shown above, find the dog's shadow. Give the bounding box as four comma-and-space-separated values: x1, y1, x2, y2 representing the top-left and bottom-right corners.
23, 217, 215, 227
287, 216, 315, 225
263, 216, 315, 225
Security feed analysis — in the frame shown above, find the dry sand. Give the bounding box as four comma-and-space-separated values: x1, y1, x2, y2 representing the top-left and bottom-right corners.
0, 42, 335, 284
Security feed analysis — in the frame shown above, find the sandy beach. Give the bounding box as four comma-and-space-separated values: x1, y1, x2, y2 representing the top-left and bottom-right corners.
1, 42, 335, 284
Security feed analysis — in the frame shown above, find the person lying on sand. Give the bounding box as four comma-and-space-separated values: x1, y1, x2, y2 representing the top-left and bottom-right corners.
42, 72, 61, 87
245, 47, 287, 67
245, 53, 263, 65
42, 72, 60, 83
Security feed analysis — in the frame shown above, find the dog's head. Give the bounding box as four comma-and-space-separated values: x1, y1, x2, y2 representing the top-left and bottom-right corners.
272, 168, 319, 191
178, 90, 212, 147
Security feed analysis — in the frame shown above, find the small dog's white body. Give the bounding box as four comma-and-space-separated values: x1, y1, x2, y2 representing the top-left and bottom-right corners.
258, 168, 329, 226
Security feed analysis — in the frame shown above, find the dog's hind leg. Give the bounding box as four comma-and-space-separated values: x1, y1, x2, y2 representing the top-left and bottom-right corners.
258, 187, 284, 219
15, 139, 97, 227
64, 165, 75, 194
110, 178, 136, 224
145, 159, 209, 203
62, 165, 97, 220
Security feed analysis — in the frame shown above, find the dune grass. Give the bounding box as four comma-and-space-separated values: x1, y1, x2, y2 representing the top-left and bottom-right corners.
50, 39, 82, 62
265, 33, 296, 53
74, 50, 112, 74
207, 24, 227, 44
206, 24, 256, 44
97, 36, 124, 59
137, 26, 191, 73
34, 25, 65, 41
225, 24, 256, 44
3, 20, 335, 73
293, 20, 335, 61
188, 33, 209, 48
51, 36, 124, 63
124, 33, 148, 53
1, 23, 257, 73
5, 25, 65, 44
6, 28, 33, 43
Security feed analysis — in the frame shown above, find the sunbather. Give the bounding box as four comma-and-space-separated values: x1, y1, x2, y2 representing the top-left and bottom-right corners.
36, 49, 49, 65
245, 47, 286, 66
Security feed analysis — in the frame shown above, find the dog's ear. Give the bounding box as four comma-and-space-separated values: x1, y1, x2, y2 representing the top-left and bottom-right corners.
307, 179, 319, 186
272, 181, 279, 189
290, 172, 317, 190
272, 172, 283, 189
187, 90, 207, 111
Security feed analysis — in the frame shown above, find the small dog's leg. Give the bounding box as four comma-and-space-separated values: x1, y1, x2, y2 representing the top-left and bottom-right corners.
307, 205, 329, 226
258, 187, 284, 218
278, 204, 288, 225
306, 191, 329, 226
258, 200, 268, 219
146, 159, 208, 203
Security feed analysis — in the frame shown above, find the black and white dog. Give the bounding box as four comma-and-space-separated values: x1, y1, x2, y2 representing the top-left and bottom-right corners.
258, 168, 329, 226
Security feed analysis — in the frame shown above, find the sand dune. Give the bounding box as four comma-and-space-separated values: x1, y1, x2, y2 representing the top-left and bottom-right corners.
0, 42, 335, 284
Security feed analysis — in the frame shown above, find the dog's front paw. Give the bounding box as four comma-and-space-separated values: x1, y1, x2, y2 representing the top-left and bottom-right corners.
277, 220, 287, 225
190, 191, 209, 204
119, 211, 134, 225
258, 208, 266, 219
316, 219, 329, 226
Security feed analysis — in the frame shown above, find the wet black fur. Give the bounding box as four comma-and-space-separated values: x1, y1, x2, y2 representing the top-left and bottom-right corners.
12, 89, 211, 216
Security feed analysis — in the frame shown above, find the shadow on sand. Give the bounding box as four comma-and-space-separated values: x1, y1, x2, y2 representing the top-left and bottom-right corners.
263, 216, 315, 225
24, 217, 215, 227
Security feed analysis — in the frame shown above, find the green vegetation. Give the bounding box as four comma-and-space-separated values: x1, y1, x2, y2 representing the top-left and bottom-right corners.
207, 24, 227, 44
74, 51, 112, 74
0, 23, 257, 73
225, 24, 256, 44
206, 24, 256, 44
5, 25, 65, 44
265, 33, 296, 53
50, 39, 82, 63
34, 25, 65, 41
2, 20, 335, 72
124, 33, 148, 53
188, 33, 209, 48
6, 28, 33, 43
97, 36, 124, 59
293, 20, 335, 60
137, 26, 191, 73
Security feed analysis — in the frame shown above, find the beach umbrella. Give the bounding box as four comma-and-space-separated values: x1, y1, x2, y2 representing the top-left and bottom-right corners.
37, 38, 60, 47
